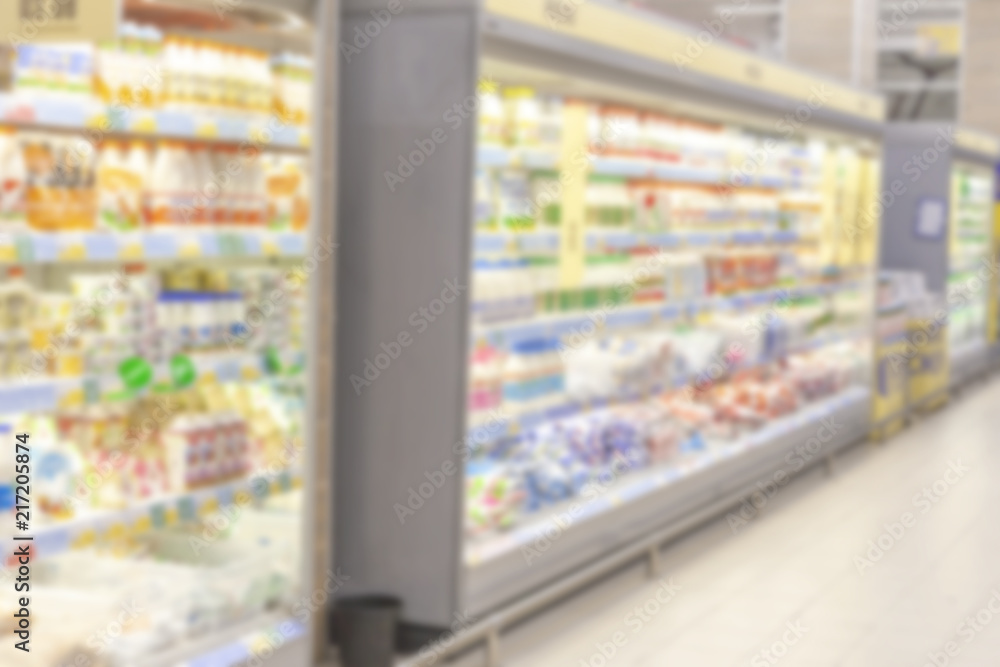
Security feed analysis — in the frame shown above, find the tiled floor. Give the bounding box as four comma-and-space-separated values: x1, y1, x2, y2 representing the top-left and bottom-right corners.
449, 374, 1000, 666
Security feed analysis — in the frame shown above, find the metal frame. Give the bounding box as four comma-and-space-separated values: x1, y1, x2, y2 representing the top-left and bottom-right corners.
400, 393, 870, 667
333, 0, 885, 647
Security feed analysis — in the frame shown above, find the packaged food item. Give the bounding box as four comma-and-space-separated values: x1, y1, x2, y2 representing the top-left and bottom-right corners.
538, 96, 564, 151
502, 338, 564, 416
473, 169, 497, 230
469, 346, 503, 423
97, 141, 145, 231
530, 172, 561, 227
598, 106, 641, 155
465, 461, 524, 535
12, 43, 95, 97
272, 52, 314, 125
477, 89, 505, 146
586, 177, 633, 227
190, 145, 215, 225
503, 87, 540, 147
264, 155, 304, 229
0, 130, 27, 230
147, 141, 193, 226
497, 169, 533, 231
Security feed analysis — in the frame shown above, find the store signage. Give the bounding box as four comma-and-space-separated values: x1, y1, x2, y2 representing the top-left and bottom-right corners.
914, 197, 947, 241
4, 0, 118, 44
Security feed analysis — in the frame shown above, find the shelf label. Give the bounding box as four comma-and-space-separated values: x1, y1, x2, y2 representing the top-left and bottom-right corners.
179, 240, 201, 258
170, 354, 197, 388
58, 242, 86, 261
119, 241, 144, 260
119, 356, 153, 391
196, 120, 219, 138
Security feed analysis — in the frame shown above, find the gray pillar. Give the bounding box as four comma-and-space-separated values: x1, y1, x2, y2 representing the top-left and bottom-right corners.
335, 0, 479, 630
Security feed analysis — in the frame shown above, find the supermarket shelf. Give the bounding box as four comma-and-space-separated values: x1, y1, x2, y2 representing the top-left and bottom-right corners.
0, 93, 310, 151
148, 612, 307, 667
464, 385, 871, 614
467, 327, 868, 449
0, 349, 303, 416
473, 228, 799, 254
476, 146, 802, 188
471, 281, 863, 347
949, 338, 989, 390
1, 468, 301, 562
0, 230, 307, 264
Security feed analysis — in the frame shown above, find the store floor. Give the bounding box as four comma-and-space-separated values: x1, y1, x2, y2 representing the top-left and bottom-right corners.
443, 374, 1000, 667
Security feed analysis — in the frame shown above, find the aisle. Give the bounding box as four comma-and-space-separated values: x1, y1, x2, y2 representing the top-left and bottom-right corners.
464, 375, 1000, 667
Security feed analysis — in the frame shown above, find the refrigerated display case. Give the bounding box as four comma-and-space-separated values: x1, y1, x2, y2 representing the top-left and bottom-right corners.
335, 0, 884, 652
947, 137, 997, 387
0, 0, 334, 664
879, 125, 998, 407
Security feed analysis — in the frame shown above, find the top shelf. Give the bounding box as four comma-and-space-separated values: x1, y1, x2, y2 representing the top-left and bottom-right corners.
483, 0, 884, 127
0, 94, 310, 153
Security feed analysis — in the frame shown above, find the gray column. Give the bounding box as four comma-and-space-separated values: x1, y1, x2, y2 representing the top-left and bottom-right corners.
335, 0, 479, 630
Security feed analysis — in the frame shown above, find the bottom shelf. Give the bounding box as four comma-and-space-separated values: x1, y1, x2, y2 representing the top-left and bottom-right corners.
148, 612, 308, 667
949, 338, 990, 390
463, 385, 871, 615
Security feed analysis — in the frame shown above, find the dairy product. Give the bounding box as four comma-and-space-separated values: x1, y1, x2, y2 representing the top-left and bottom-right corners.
503, 87, 540, 147
147, 141, 193, 226
502, 338, 565, 415
97, 141, 146, 230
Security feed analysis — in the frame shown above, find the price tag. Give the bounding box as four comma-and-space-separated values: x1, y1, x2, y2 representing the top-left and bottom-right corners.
179, 241, 201, 258
0, 242, 15, 263
105, 522, 127, 542
198, 497, 219, 518
132, 115, 158, 134
132, 514, 152, 535
59, 389, 85, 409
119, 242, 144, 260
85, 113, 110, 129
261, 239, 280, 256
72, 529, 97, 550
241, 366, 261, 382
58, 242, 86, 261
196, 121, 219, 138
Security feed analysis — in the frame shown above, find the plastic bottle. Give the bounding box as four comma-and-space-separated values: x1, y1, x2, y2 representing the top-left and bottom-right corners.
1, 266, 36, 331
503, 87, 540, 147
148, 142, 192, 226
124, 141, 151, 227
190, 145, 214, 225
477, 89, 505, 146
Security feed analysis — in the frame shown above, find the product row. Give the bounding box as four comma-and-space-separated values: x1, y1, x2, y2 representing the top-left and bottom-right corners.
11, 25, 313, 124
475, 171, 824, 233
477, 87, 823, 185
0, 380, 302, 516
0, 130, 311, 232
948, 166, 994, 347
5, 519, 300, 665
469, 295, 867, 426
0, 265, 304, 379
471, 249, 828, 326
466, 342, 867, 535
